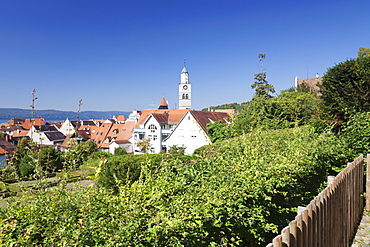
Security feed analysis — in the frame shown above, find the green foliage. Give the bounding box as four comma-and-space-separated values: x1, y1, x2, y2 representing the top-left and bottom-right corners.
168, 145, 186, 155
136, 138, 151, 154
95, 154, 184, 193
0, 126, 350, 246
114, 147, 127, 156
201, 102, 244, 112
251, 72, 275, 100
340, 112, 370, 158
206, 120, 234, 143
320, 56, 370, 122
9, 138, 37, 178
358, 47, 370, 57
64, 140, 97, 169
38, 146, 63, 172
232, 91, 329, 135
91, 151, 111, 159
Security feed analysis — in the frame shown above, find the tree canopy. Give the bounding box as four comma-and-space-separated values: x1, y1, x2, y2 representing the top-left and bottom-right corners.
319, 56, 370, 122
358, 47, 370, 57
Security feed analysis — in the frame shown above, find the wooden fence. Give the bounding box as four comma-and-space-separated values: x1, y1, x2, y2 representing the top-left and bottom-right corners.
266, 155, 366, 247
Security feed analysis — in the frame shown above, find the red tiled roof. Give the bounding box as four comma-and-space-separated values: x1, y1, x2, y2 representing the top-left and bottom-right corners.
92, 122, 114, 148
136, 109, 188, 128
12, 130, 29, 138
22, 118, 45, 130
61, 134, 76, 148
190, 111, 231, 134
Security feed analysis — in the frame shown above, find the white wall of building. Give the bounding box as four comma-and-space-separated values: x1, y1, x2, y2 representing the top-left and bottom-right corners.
27, 127, 53, 146
59, 119, 75, 136
144, 116, 162, 154
165, 112, 210, 155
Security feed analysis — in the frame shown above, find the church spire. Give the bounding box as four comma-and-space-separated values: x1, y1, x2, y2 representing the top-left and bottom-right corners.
181, 59, 188, 74
158, 96, 169, 109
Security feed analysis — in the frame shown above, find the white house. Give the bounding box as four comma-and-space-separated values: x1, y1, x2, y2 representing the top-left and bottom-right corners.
131, 108, 188, 154
109, 140, 133, 154
164, 111, 231, 155
27, 125, 66, 147
59, 118, 96, 136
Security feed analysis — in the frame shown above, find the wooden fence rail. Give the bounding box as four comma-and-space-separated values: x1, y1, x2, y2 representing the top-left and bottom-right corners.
266, 155, 365, 247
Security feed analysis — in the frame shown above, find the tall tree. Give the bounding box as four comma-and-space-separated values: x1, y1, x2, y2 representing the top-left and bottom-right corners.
251, 54, 275, 99
319, 56, 370, 122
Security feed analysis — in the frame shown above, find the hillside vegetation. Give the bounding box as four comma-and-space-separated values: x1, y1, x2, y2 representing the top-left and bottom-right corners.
0, 126, 350, 246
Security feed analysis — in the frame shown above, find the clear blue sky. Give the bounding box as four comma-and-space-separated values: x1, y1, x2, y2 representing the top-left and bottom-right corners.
1, 0, 369, 111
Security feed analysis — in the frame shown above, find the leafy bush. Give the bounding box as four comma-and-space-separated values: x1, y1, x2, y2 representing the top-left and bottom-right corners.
38, 146, 63, 172
114, 147, 127, 156
320, 56, 370, 122
0, 126, 350, 246
95, 154, 165, 193
64, 140, 97, 169
341, 111, 370, 158
168, 145, 186, 155
9, 138, 37, 178
232, 91, 329, 136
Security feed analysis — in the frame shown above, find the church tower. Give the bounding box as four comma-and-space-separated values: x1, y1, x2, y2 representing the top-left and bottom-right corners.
179, 65, 192, 109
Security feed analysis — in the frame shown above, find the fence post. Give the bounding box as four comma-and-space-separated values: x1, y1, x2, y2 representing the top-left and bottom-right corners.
367, 154, 370, 211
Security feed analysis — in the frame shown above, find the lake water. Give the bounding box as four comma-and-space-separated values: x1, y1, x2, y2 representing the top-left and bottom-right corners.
0, 119, 65, 124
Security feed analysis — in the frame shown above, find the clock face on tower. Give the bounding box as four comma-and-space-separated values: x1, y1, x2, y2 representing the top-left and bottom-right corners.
183, 85, 188, 90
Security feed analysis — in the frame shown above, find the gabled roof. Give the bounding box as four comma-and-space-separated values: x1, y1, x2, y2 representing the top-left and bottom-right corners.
12, 129, 29, 138
78, 124, 99, 139
0, 125, 24, 132
151, 113, 169, 124
61, 134, 77, 148
112, 140, 131, 145
22, 118, 45, 130
189, 111, 231, 134
136, 109, 188, 128
108, 121, 136, 142
7, 118, 25, 125
92, 122, 114, 148
33, 125, 59, 132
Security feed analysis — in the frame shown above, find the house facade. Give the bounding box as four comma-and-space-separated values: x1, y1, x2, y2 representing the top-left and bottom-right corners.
164, 111, 231, 155
131, 108, 188, 154
27, 125, 66, 146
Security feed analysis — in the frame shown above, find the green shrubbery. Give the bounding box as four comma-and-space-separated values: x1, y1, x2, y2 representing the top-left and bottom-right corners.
0, 126, 350, 246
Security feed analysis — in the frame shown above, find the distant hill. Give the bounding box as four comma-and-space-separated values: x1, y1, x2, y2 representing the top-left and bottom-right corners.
0, 108, 131, 121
